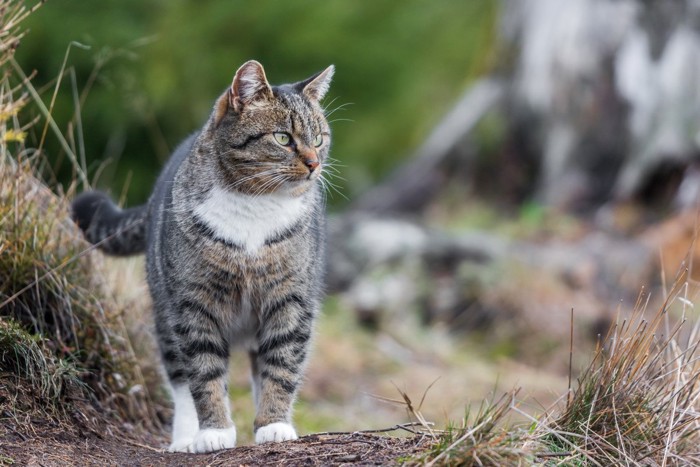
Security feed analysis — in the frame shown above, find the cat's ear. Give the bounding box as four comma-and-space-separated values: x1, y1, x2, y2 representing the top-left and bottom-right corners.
298, 65, 335, 102
230, 60, 274, 112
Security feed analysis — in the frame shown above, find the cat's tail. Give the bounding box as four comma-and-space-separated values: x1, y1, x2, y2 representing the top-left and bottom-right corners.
71, 191, 148, 256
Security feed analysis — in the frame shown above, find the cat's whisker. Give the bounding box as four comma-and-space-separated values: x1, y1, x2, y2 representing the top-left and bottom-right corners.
325, 157, 348, 167
320, 176, 344, 194
324, 175, 347, 187
322, 96, 347, 110
231, 171, 277, 185
323, 161, 347, 171
320, 164, 346, 181
229, 169, 283, 191
328, 118, 354, 124
318, 174, 348, 201
249, 174, 289, 198
318, 181, 329, 206
320, 168, 344, 185
324, 101, 354, 119
321, 165, 343, 176
321, 96, 341, 113
318, 178, 337, 203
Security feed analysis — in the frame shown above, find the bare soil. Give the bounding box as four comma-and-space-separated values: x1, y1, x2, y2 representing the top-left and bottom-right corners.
1, 431, 429, 466
0, 376, 430, 466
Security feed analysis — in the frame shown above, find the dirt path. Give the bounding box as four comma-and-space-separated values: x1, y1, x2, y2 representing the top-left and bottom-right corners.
1, 426, 430, 466
0, 362, 431, 466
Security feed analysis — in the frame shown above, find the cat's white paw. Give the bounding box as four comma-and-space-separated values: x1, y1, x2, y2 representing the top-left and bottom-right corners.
255, 422, 298, 444
168, 437, 195, 453
190, 426, 237, 453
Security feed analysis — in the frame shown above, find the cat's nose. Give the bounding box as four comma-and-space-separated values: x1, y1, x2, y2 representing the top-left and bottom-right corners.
303, 158, 320, 172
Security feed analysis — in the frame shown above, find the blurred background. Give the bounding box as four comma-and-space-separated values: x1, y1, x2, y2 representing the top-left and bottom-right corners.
19, 0, 497, 205
16, 0, 700, 440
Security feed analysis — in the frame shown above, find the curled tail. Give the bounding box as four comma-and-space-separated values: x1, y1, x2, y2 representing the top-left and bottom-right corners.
71, 191, 148, 256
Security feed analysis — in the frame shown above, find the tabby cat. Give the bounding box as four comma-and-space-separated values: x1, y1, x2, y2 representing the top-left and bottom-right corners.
71, 60, 334, 453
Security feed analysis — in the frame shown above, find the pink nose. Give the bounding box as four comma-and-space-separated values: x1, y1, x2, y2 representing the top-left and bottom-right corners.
304, 158, 319, 171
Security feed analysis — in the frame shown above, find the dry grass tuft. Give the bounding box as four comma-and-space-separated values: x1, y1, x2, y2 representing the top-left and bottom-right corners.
421, 389, 530, 466
383, 382, 529, 466
533, 270, 700, 466
0, 318, 84, 404
417, 268, 700, 466
0, 0, 160, 432
0, 157, 159, 427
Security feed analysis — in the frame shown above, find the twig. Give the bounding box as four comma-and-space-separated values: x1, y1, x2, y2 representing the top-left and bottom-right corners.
536, 451, 574, 457
568, 307, 574, 408
300, 422, 433, 439
121, 438, 163, 452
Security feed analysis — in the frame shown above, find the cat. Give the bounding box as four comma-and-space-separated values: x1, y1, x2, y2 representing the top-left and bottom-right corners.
71, 60, 334, 453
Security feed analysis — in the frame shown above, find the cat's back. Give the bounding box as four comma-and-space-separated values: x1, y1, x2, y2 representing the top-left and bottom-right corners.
149, 133, 198, 217
146, 132, 198, 281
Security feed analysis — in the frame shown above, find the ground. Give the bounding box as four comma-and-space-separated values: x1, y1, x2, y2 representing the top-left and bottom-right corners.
0, 368, 431, 466
1, 415, 429, 466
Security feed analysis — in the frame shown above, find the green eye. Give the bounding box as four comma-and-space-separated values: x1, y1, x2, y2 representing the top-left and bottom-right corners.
313, 134, 323, 147
273, 132, 291, 146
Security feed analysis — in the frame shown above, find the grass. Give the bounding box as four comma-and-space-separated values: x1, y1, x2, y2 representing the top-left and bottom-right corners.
0, 318, 84, 404
418, 391, 530, 466
0, 0, 160, 432
534, 272, 700, 465
413, 268, 700, 466
0, 137, 160, 429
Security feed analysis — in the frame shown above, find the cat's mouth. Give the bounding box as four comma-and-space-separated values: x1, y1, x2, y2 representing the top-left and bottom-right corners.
290, 165, 322, 182
306, 167, 322, 181
274, 168, 321, 195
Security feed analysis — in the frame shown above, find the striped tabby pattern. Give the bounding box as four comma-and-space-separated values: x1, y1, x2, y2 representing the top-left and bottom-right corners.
71, 60, 334, 453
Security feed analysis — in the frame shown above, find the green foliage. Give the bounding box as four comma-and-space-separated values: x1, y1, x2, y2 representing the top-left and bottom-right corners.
17, 0, 497, 206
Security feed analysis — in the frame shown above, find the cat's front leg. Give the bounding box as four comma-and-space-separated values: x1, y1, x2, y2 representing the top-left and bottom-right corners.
189, 373, 237, 453
249, 350, 299, 444
176, 302, 237, 453
252, 295, 314, 444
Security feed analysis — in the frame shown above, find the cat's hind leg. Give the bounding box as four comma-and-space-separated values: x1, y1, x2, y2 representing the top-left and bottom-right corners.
159, 325, 201, 452
167, 383, 199, 452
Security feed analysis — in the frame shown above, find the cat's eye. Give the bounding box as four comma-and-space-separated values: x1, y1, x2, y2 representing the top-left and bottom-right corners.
273, 132, 291, 146
313, 134, 323, 147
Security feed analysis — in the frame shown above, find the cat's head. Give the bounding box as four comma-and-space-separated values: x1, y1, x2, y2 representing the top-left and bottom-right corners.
207, 60, 335, 197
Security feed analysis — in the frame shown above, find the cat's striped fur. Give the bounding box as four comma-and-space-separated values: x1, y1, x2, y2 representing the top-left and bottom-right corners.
71, 61, 334, 453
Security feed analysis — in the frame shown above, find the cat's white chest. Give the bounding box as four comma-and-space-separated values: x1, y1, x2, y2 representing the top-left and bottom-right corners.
193, 186, 307, 253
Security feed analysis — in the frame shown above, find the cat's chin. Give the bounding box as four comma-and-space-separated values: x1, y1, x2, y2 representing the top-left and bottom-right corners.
277, 179, 316, 197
